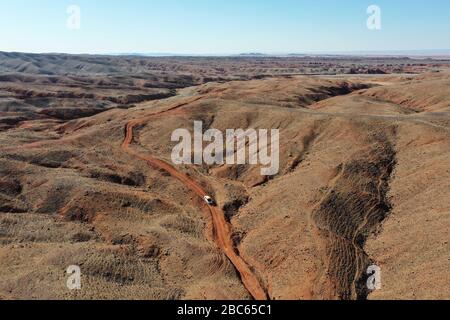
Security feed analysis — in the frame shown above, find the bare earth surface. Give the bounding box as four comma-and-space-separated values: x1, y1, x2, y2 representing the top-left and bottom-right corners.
0, 53, 449, 300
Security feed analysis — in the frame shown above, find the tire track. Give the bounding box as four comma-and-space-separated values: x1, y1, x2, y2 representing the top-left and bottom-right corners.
120, 97, 268, 300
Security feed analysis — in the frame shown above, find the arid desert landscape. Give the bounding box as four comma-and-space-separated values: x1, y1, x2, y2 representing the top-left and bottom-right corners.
0, 52, 449, 300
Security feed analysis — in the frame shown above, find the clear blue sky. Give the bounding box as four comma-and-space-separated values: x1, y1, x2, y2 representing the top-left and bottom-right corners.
0, 0, 449, 54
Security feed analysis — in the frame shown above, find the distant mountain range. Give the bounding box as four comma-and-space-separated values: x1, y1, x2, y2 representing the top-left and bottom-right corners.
106, 49, 450, 58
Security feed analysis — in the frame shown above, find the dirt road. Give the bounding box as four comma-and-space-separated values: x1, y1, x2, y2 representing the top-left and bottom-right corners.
120, 98, 268, 300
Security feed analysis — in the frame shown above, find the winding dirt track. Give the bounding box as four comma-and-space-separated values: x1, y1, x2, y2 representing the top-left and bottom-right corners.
120, 97, 268, 300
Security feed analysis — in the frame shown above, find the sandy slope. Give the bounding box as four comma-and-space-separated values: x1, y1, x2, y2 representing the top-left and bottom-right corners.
1, 67, 449, 300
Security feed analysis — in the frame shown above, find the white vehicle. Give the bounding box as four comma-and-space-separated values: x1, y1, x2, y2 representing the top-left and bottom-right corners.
203, 196, 216, 206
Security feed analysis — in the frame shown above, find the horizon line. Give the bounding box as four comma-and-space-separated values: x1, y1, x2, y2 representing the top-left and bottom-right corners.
2, 49, 450, 58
